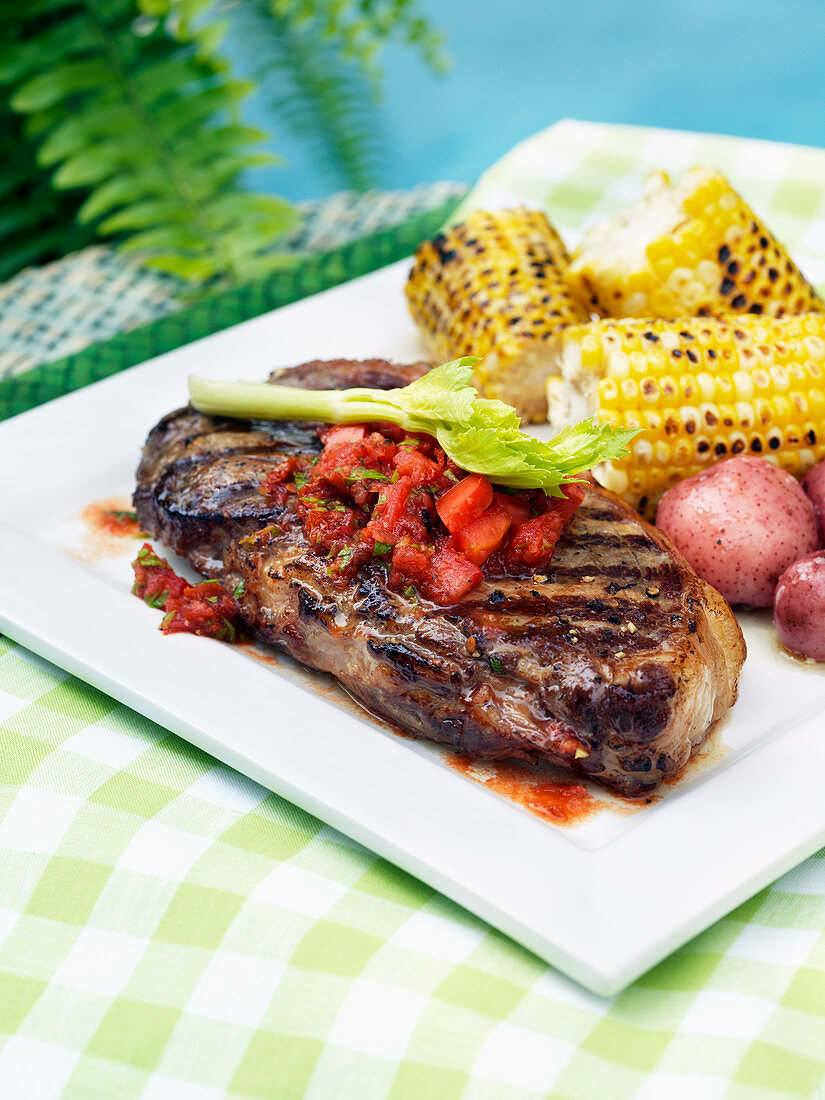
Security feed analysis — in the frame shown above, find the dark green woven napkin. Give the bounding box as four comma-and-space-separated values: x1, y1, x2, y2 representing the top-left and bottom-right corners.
0, 200, 456, 422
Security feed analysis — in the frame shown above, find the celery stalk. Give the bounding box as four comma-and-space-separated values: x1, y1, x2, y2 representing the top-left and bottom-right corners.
189, 357, 637, 493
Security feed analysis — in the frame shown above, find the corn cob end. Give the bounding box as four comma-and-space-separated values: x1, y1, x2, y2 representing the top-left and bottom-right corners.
566, 167, 824, 321
405, 207, 588, 421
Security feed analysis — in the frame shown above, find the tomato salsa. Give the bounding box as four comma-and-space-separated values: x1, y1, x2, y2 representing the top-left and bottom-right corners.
131, 544, 241, 640
260, 423, 584, 605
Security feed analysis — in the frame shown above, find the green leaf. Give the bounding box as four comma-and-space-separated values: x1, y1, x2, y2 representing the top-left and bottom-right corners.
140, 251, 218, 280
52, 146, 123, 188
119, 223, 209, 253
99, 197, 188, 233
202, 192, 298, 235
189, 18, 228, 59
79, 172, 164, 223
131, 55, 209, 105
147, 80, 256, 143
38, 99, 141, 165
184, 151, 278, 195
0, 16, 97, 85
229, 250, 301, 280
12, 59, 111, 112
176, 122, 273, 160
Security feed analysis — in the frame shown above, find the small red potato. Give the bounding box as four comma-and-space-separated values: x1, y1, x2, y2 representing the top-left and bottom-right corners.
802, 460, 825, 538
656, 456, 818, 607
774, 551, 825, 660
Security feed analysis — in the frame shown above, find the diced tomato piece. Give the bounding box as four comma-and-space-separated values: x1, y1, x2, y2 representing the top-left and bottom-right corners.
453, 503, 512, 566
131, 544, 188, 608
505, 511, 565, 571
324, 424, 366, 446
313, 434, 397, 497
551, 482, 586, 526
435, 474, 494, 534
260, 456, 304, 501
378, 479, 412, 527
162, 582, 240, 640
364, 478, 412, 544
393, 447, 441, 487
303, 505, 358, 548
390, 540, 433, 587
490, 491, 530, 526
423, 541, 483, 605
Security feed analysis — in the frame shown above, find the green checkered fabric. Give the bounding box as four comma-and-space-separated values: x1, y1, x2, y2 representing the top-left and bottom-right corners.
2, 640, 825, 1099
3, 121, 825, 1098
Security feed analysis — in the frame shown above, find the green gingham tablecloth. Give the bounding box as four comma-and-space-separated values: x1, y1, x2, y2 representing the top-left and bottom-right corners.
3, 122, 825, 1099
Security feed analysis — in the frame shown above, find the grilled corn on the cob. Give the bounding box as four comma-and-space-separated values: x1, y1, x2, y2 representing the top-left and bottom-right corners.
405, 207, 589, 421
546, 313, 825, 516
566, 167, 824, 320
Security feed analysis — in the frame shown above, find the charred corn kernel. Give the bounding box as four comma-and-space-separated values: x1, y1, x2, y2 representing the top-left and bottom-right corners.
405, 207, 589, 422
566, 167, 823, 320
547, 313, 825, 516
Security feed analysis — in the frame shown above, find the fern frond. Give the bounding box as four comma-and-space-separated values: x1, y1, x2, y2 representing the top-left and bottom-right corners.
271, 0, 449, 86
225, 0, 448, 192
233, 0, 381, 191
0, 0, 298, 285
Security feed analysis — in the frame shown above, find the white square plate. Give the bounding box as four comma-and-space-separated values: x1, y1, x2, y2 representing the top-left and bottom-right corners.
4, 258, 825, 996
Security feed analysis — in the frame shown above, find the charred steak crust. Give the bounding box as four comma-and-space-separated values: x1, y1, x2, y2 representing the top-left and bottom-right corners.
268, 358, 430, 391
135, 358, 746, 797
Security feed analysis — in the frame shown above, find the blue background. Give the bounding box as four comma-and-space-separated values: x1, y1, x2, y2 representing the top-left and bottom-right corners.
234, 0, 823, 202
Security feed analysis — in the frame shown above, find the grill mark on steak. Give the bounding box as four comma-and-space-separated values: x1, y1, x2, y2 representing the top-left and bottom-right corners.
561, 531, 659, 551
134, 358, 746, 797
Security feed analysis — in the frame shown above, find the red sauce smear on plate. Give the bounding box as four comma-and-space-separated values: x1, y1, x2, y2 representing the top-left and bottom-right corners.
72, 497, 147, 562
95, 507, 144, 537
446, 753, 598, 825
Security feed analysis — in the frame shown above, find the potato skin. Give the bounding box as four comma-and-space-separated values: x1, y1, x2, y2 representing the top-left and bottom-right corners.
655, 456, 818, 607
802, 461, 825, 539
774, 552, 825, 660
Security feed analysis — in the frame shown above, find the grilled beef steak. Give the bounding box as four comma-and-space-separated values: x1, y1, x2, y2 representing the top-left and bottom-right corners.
135, 358, 745, 797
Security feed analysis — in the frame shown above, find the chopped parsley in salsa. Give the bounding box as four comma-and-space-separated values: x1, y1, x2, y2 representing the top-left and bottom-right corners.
259, 423, 585, 606
131, 544, 241, 641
